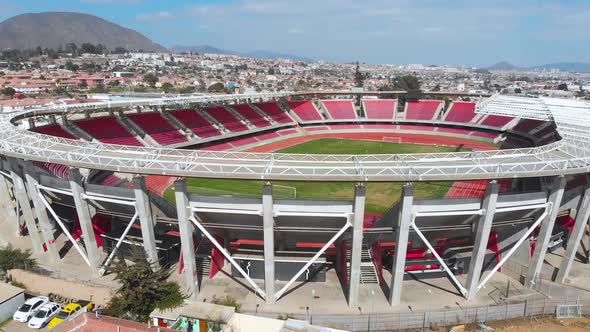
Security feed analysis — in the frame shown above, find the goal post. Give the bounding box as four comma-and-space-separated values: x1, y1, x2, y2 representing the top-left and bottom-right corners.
272, 184, 297, 199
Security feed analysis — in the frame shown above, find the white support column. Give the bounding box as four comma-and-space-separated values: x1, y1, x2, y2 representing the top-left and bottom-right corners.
132, 176, 160, 271
556, 185, 590, 283
24, 163, 59, 263
526, 176, 566, 287
10, 160, 43, 254
69, 168, 100, 275
348, 184, 366, 307
0, 174, 17, 226
174, 179, 198, 299
389, 184, 414, 305
465, 181, 499, 300
262, 183, 275, 304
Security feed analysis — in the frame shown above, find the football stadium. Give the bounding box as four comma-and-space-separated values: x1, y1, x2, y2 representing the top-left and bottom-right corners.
1, 91, 589, 321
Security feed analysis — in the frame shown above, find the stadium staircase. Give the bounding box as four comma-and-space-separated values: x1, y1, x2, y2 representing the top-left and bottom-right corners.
345, 240, 379, 284
195, 240, 212, 279
197, 108, 229, 133
161, 110, 192, 137
226, 106, 256, 129
63, 121, 95, 142
117, 114, 159, 146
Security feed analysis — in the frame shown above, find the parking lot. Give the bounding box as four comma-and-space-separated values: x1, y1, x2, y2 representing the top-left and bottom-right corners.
1, 320, 49, 332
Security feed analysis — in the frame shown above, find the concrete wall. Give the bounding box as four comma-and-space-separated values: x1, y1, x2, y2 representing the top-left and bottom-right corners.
0, 284, 25, 323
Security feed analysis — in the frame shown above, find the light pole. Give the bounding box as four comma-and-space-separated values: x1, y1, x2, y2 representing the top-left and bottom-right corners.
311, 289, 315, 325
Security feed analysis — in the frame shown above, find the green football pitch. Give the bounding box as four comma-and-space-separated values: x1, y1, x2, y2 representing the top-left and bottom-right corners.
164, 138, 469, 214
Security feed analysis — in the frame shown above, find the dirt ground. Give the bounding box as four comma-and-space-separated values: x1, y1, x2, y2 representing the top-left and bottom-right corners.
438, 317, 590, 332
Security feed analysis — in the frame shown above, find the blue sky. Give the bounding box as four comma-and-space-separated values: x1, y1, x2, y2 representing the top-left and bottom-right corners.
1, 0, 589, 66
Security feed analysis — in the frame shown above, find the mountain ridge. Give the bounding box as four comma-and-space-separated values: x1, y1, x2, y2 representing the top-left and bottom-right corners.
0, 12, 167, 52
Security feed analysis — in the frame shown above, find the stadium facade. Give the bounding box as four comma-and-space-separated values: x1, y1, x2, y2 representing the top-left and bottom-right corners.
0, 92, 588, 308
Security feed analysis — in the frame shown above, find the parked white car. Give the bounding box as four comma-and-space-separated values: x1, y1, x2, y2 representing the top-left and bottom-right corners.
13, 296, 49, 322
28, 302, 61, 329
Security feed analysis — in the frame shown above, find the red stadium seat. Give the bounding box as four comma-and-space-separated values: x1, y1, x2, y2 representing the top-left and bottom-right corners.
286, 101, 324, 121
203, 107, 249, 132
127, 112, 188, 145
363, 99, 396, 120
231, 104, 272, 128
170, 109, 221, 138
76, 117, 143, 146
321, 100, 357, 120
405, 100, 442, 120
255, 102, 294, 124
444, 102, 477, 123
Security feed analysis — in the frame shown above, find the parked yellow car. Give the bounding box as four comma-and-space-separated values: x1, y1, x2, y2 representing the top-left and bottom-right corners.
47, 300, 94, 330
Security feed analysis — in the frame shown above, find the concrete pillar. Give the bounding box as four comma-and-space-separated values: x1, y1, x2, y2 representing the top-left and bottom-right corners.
556, 185, 590, 283
0, 174, 17, 224
10, 160, 43, 254
24, 163, 60, 263
389, 184, 414, 305
69, 168, 100, 275
174, 179, 198, 299
348, 184, 366, 307
465, 181, 499, 300
262, 184, 275, 304
132, 176, 160, 270
526, 176, 566, 287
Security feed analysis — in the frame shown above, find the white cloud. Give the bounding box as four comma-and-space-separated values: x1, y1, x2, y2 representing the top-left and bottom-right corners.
287, 28, 304, 35
136, 11, 174, 22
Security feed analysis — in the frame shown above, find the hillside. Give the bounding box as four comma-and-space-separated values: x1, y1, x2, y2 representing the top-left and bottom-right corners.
170, 44, 314, 62
0, 12, 167, 52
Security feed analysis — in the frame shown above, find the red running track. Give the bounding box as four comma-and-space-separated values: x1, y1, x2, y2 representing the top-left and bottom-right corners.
246, 132, 498, 153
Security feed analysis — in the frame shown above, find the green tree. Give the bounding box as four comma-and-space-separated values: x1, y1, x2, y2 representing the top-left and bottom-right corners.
78, 79, 88, 89
65, 61, 79, 72
557, 83, 568, 91
0, 245, 37, 272
208, 82, 225, 93
1, 87, 16, 96
354, 61, 367, 88
392, 75, 421, 91
161, 82, 174, 93
104, 251, 184, 322
143, 73, 158, 88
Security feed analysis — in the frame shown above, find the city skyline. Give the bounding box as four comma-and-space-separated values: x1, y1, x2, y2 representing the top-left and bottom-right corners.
0, 0, 589, 66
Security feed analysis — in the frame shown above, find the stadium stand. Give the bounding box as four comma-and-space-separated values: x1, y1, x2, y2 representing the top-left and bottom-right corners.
32, 124, 77, 139
443, 102, 477, 123
329, 124, 363, 130
202, 107, 249, 132
321, 100, 357, 120
231, 104, 272, 128
533, 125, 556, 139
362, 99, 397, 120
169, 109, 221, 138
286, 101, 324, 121
363, 124, 397, 130
512, 119, 545, 133
404, 100, 442, 120
479, 114, 514, 128
127, 112, 188, 145
399, 125, 435, 131
31, 125, 77, 179
75, 117, 143, 146
255, 102, 294, 124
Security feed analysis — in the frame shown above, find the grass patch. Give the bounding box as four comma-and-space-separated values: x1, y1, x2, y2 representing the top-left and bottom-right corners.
164, 139, 469, 214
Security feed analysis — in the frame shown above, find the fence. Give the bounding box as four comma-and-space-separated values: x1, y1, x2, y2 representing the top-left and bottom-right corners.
249, 296, 590, 331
